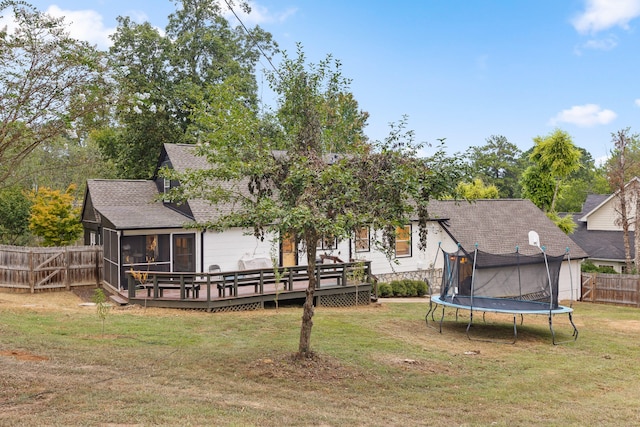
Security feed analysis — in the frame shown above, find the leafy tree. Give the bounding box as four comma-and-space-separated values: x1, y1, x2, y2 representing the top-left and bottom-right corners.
0, 185, 32, 245
520, 163, 555, 211
27, 185, 82, 246
555, 147, 610, 213
546, 211, 576, 235
166, 47, 464, 358
0, 1, 107, 188
12, 136, 116, 195
527, 129, 582, 213
464, 135, 523, 198
454, 178, 499, 200
100, 0, 276, 178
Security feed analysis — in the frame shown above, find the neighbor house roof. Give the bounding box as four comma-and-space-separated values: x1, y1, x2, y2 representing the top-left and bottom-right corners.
84, 179, 193, 230
425, 199, 588, 258
568, 218, 634, 261
568, 193, 633, 262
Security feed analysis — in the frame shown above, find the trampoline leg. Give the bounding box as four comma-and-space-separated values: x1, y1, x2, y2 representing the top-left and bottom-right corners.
425, 301, 438, 330
549, 314, 557, 345
425, 302, 433, 326
438, 305, 446, 333
569, 312, 579, 340
512, 315, 518, 344
465, 310, 474, 340
551, 312, 579, 345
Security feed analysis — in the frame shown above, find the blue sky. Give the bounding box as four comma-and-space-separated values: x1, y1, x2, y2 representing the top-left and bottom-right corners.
14, 0, 640, 162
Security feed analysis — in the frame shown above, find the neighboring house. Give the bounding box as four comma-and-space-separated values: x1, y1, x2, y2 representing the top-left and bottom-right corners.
81, 143, 586, 300
569, 177, 640, 273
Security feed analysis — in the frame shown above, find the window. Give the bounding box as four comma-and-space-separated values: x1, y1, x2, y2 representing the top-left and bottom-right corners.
395, 225, 411, 257
355, 227, 370, 252
163, 178, 171, 202
317, 235, 337, 250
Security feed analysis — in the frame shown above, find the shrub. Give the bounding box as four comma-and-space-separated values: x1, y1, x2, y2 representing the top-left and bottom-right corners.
378, 282, 393, 297
379, 279, 429, 297
390, 280, 408, 297
413, 280, 428, 296
581, 260, 617, 274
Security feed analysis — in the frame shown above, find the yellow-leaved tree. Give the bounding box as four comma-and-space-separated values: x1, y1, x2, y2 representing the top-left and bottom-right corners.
28, 185, 83, 246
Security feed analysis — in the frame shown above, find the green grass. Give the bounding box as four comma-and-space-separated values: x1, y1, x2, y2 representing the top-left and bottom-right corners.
1, 295, 639, 426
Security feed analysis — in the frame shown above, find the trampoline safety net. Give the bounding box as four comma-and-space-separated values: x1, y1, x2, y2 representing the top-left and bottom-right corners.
440, 248, 564, 310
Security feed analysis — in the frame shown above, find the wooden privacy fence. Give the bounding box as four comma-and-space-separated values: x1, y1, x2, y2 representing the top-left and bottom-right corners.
0, 245, 102, 292
582, 272, 640, 307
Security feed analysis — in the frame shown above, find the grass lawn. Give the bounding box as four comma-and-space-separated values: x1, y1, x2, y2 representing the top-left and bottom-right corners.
1, 290, 639, 426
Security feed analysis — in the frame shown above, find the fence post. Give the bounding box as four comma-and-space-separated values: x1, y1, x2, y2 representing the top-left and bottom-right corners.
29, 248, 34, 293
65, 247, 71, 290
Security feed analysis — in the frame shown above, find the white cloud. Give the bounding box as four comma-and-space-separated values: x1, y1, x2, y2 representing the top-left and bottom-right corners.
574, 34, 618, 54
572, 0, 640, 34
635, 99, 640, 107
549, 104, 617, 127
44, 6, 115, 49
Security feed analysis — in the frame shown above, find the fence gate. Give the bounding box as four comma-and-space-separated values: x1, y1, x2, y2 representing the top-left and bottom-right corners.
31, 250, 67, 291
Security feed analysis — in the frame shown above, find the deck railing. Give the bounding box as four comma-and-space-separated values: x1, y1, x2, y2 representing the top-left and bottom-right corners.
127, 261, 372, 301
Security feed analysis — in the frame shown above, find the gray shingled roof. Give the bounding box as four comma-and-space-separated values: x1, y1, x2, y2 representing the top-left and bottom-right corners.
425, 199, 588, 258
567, 193, 633, 261
159, 143, 257, 223
162, 143, 210, 172
569, 215, 633, 260
86, 179, 194, 229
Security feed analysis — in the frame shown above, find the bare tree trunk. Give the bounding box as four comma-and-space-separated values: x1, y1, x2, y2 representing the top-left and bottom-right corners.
298, 233, 319, 358
634, 185, 640, 272
611, 130, 634, 272
618, 187, 633, 272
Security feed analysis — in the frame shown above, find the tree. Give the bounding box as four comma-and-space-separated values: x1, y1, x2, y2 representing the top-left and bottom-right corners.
28, 185, 82, 246
0, 2, 107, 188
606, 128, 640, 272
0, 185, 31, 245
165, 46, 464, 358
520, 163, 555, 211
99, 0, 276, 178
555, 148, 610, 213
527, 129, 582, 213
464, 135, 522, 198
454, 178, 499, 200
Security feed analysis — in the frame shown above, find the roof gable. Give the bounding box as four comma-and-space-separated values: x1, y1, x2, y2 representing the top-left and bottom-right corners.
84, 179, 194, 230
579, 176, 640, 222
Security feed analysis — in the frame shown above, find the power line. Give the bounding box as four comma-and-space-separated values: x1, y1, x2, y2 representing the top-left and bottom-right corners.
223, 0, 282, 80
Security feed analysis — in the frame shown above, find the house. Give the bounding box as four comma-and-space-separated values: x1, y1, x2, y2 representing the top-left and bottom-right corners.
81, 143, 587, 301
568, 177, 640, 273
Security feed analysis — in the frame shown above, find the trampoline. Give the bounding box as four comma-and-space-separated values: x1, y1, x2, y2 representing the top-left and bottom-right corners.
426, 231, 578, 344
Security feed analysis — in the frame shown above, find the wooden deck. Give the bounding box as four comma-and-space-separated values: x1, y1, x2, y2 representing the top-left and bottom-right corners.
123, 261, 373, 311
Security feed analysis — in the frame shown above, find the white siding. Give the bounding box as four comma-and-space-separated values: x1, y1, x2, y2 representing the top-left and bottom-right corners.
202, 229, 273, 272
586, 194, 638, 231
558, 260, 581, 302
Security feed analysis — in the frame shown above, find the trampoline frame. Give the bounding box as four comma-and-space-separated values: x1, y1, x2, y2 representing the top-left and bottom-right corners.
426, 294, 578, 345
